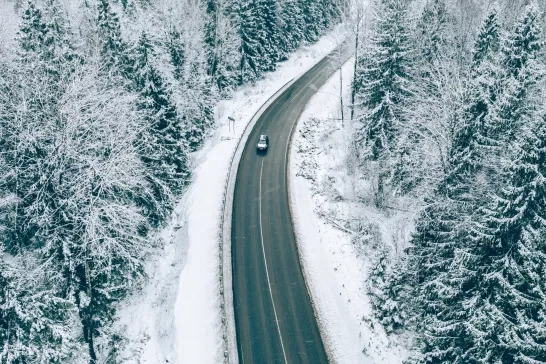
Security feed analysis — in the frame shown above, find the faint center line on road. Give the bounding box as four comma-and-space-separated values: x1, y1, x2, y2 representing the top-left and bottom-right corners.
259, 157, 289, 364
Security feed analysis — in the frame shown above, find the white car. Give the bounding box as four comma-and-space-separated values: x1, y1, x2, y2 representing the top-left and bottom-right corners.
256, 135, 269, 151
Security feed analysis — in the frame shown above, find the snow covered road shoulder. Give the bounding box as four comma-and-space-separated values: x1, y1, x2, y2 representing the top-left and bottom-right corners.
289, 57, 411, 364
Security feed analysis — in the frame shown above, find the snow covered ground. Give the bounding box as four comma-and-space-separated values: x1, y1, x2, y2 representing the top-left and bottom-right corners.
289, 58, 414, 364
112, 27, 346, 364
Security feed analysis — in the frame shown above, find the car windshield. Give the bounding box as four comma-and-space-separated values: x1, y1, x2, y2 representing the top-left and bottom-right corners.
259, 136, 266, 141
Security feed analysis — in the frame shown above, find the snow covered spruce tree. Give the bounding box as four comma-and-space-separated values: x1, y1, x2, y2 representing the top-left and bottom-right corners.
299, 0, 322, 42
373, 7, 498, 361
1, 47, 151, 364
130, 32, 189, 224
257, 0, 280, 66
461, 111, 546, 363
168, 29, 187, 82
299, 0, 338, 43
408, 3, 503, 277
404, 183, 482, 363
436, 5, 546, 362
354, 0, 412, 161
0, 0, 79, 253
444, 6, 502, 195
278, 0, 305, 55
236, 0, 338, 84
17, 0, 78, 93
97, 0, 131, 76
205, 0, 219, 76
414, 0, 450, 68
1, 4, 154, 360
453, 111, 546, 363
0, 0, 345, 359
472, 6, 501, 69
368, 250, 410, 333
487, 1, 543, 146
237, 0, 268, 83
353, 0, 412, 206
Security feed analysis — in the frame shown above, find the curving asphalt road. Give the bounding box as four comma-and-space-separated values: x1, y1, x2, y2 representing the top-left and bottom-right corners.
231, 44, 353, 364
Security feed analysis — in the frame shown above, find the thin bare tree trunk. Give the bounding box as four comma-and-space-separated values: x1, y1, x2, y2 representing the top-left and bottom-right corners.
339, 67, 345, 125
350, 20, 359, 121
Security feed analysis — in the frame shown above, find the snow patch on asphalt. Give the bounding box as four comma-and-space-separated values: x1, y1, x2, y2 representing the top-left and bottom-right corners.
113, 27, 346, 364
289, 57, 413, 364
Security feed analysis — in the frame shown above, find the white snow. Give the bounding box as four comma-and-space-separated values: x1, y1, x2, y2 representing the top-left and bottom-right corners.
289, 57, 413, 364
113, 27, 347, 364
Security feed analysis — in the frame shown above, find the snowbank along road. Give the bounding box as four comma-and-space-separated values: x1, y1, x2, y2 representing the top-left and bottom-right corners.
231, 43, 353, 364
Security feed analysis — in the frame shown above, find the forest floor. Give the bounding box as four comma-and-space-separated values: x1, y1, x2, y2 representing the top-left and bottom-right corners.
289, 57, 414, 364
112, 26, 347, 364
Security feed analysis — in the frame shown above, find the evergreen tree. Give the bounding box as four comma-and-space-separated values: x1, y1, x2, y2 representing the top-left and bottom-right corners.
4, 1, 78, 254
405, 11, 505, 362
406, 196, 476, 363
500, 1, 542, 78
182, 69, 214, 150
204, 0, 219, 77
43, 0, 80, 75
278, 0, 305, 55
462, 114, 546, 363
368, 251, 409, 333
17, 1, 48, 60
488, 2, 543, 142
355, 0, 412, 160
300, 0, 321, 42
97, 0, 129, 74
238, 0, 268, 83
390, 0, 450, 192
415, 0, 450, 67
441, 6, 502, 197
177, 31, 216, 151
256, 0, 280, 66
0, 0, 349, 360
472, 6, 500, 68
407, 6, 546, 362
17, 0, 79, 80
317, 0, 339, 31
132, 32, 188, 221
168, 29, 186, 82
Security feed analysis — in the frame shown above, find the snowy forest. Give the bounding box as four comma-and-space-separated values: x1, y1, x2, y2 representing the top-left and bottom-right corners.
0, 0, 339, 361
3, 0, 546, 361
356, 0, 546, 363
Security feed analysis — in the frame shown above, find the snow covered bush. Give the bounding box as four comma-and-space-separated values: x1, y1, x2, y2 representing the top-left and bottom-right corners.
367, 249, 411, 334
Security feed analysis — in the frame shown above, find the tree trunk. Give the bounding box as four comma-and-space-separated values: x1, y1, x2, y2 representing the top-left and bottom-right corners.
339, 68, 345, 125
86, 324, 97, 364
376, 160, 385, 208
350, 20, 360, 121
75, 268, 97, 364
75, 292, 97, 364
